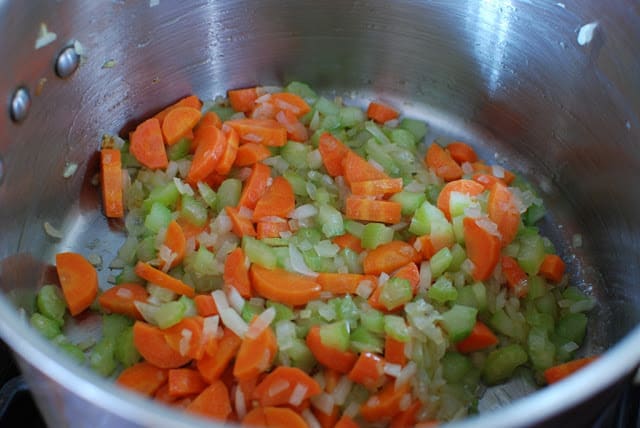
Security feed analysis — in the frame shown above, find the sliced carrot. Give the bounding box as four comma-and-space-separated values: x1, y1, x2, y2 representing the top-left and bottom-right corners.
472, 173, 506, 190
360, 381, 411, 422
98, 283, 149, 320
502, 255, 528, 297
538, 254, 566, 283
335, 415, 360, 428
159, 220, 186, 270
544, 356, 598, 384
168, 368, 208, 397
228, 87, 259, 113
154, 383, 180, 405
226, 206, 257, 238
253, 366, 322, 407
447, 142, 478, 164
116, 362, 168, 397
332, 233, 364, 253
473, 162, 517, 185
233, 142, 273, 167
363, 241, 421, 275
391, 400, 422, 428
134, 261, 195, 297
318, 133, 350, 177
306, 325, 357, 374
55, 252, 98, 316
351, 178, 404, 196
243, 407, 309, 428
342, 150, 389, 185
436, 179, 485, 221
252, 176, 296, 221
367, 101, 399, 124
392, 262, 420, 292
130, 118, 168, 170
256, 220, 290, 239
194, 294, 218, 317
100, 149, 124, 218
226, 118, 287, 147
154, 95, 203, 125
317, 273, 377, 295
348, 352, 386, 389
162, 106, 202, 145
385, 336, 407, 366
315, 406, 339, 428
276, 109, 309, 142
415, 234, 436, 260
456, 321, 499, 353
345, 196, 402, 224
178, 218, 208, 243
198, 111, 222, 129
233, 324, 277, 381
425, 143, 463, 182
216, 125, 239, 175
487, 182, 521, 246
197, 328, 242, 382
186, 380, 232, 421
223, 247, 252, 298
250, 265, 321, 306
163, 317, 204, 360
268, 92, 312, 118
462, 217, 501, 281
185, 125, 226, 185
238, 162, 272, 209
132, 321, 192, 369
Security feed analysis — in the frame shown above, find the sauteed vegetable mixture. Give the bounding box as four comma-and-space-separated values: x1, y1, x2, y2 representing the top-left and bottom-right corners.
31, 82, 596, 426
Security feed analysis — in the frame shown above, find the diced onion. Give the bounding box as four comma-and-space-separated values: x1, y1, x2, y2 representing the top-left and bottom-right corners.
356, 280, 374, 299
202, 315, 220, 341
212, 290, 230, 311
368, 159, 385, 172
310, 393, 335, 416
289, 244, 319, 277
289, 383, 308, 406
302, 409, 321, 428
35, 23, 57, 49
158, 245, 176, 272
331, 376, 353, 406
246, 307, 276, 339
395, 361, 417, 390
259, 216, 287, 224
63, 162, 78, 178
399, 393, 412, 411
235, 387, 247, 419
243, 133, 263, 143
219, 308, 248, 338
227, 286, 246, 314
343, 402, 360, 418
134, 301, 159, 325
460, 258, 475, 276
115, 287, 133, 299
290, 204, 318, 219
384, 363, 402, 377
378, 272, 390, 285
179, 329, 192, 356
255, 93, 272, 104
418, 261, 432, 293
173, 177, 194, 196
492, 165, 505, 178
476, 218, 501, 238
43, 221, 63, 239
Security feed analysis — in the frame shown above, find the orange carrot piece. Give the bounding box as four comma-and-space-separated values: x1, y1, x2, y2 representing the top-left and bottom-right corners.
98, 283, 149, 320
154, 95, 203, 125
306, 326, 358, 374
345, 196, 402, 224
159, 220, 186, 270
315, 406, 340, 428
360, 382, 411, 422
436, 179, 485, 221
168, 368, 208, 397
238, 162, 272, 209
538, 254, 566, 283
253, 366, 322, 407
226, 118, 288, 147
233, 142, 273, 167
385, 336, 407, 366
351, 178, 404, 196
223, 247, 252, 298
130, 118, 168, 170
472, 173, 506, 190
154, 383, 180, 405
348, 352, 386, 389
116, 362, 168, 397
415, 234, 436, 260
269, 92, 312, 118
474, 162, 516, 185
162, 106, 202, 146
415, 421, 440, 428
252, 176, 296, 221
391, 401, 422, 428
132, 321, 192, 369
233, 324, 277, 381
332, 233, 364, 253
100, 149, 124, 218
134, 261, 195, 297
456, 321, 499, 353
243, 407, 309, 428
276, 109, 309, 142
392, 262, 420, 292
250, 265, 322, 306
463, 217, 501, 281
318, 133, 350, 177
197, 328, 242, 382
502, 255, 528, 297
186, 125, 226, 185
194, 294, 218, 317
186, 380, 232, 421
367, 101, 399, 124
55, 252, 98, 316
226, 206, 257, 238
228, 87, 259, 113
198, 111, 222, 129
163, 317, 204, 360
543, 356, 598, 384
256, 220, 289, 239
487, 182, 521, 246
447, 141, 478, 164
342, 151, 389, 185
317, 273, 377, 295
216, 125, 239, 175
425, 143, 463, 182
363, 241, 421, 275
335, 415, 360, 428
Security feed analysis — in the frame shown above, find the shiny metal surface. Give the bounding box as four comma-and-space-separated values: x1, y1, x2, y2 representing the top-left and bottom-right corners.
55, 45, 81, 79
9, 86, 31, 123
0, 0, 638, 426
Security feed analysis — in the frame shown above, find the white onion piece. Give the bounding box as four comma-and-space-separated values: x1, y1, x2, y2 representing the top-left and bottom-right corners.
289, 204, 318, 219
310, 393, 335, 416
211, 290, 230, 311
289, 244, 319, 277
219, 308, 248, 338
331, 376, 353, 406
289, 384, 308, 406
227, 286, 246, 314
302, 409, 321, 428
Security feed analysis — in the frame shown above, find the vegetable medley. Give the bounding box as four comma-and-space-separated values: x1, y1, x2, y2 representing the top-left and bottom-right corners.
31, 82, 597, 426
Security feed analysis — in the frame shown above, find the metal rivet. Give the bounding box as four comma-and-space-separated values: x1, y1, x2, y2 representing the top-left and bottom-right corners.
9, 87, 31, 123
55, 45, 80, 78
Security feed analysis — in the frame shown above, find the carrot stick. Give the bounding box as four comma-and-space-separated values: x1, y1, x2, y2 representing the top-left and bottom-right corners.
154, 95, 203, 125
415, 234, 436, 260
159, 220, 186, 270
342, 150, 390, 185
237, 162, 272, 209
456, 321, 499, 353
194, 294, 218, 317
332, 233, 364, 253
276, 109, 309, 142
268, 92, 312, 118
392, 262, 420, 292
98, 283, 149, 320
318, 133, 350, 177
243, 407, 309, 428
154, 383, 179, 405
233, 324, 277, 381
487, 182, 521, 246
162, 106, 202, 145
55, 252, 98, 316
316, 273, 376, 295
385, 336, 407, 366
345, 196, 402, 224
100, 149, 124, 218
116, 362, 168, 396
538, 254, 566, 283
216, 125, 239, 175
425, 143, 463, 182
233, 142, 273, 167
168, 368, 208, 397
436, 179, 485, 220
228, 87, 259, 113
225, 118, 288, 147
252, 176, 295, 221
197, 328, 242, 382
463, 217, 501, 281
391, 401, 422, 428
315, 406, 340, 428
501, 255, 528, 297
348, 352, 386, 389
360, 381, 411, 421
134, 261, 195, 297
306, 325, 358, 374
252, 366, 322, 407
130, 118, 168, 170
198, 111, 222, 130
367, 101, 399, 124
185, 125, 226, 185
447, 141, 478, 164
186, 380, 232, 421
250, 265, 322, 306
133, 321, 192, 369
335, 415, 360, 428
163, 317, 204, 360
543, 356, 598, 384
223, 247, 252, 298
256, 220, 290, 239
225, 206, 257, 238
351, 178, 404, 197
363, 241, 421, 275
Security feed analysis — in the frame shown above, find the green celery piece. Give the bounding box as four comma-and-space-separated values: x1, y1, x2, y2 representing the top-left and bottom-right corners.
490, 309, 528, 343
399, 118, 428, 141
341, 248, 363, 274
321, 114, 341, 131
287, 339, 316, 372
441, 305, 478, 342
451, 216, 465, 244
442, 352, 473, 384
274, 246, 292, 270
281, 141, 310, 170
30, 313, 61, 339
331, 295, 359, 326
448, 192, 474, 218
144, 202, 172, 233
167, 137, 191, 161
267, 302, 295, 322
90, 337, 117, 377
178, 295, 197, 317
525, 204, 546, 226
390, 191, 426, 216
155, 300, 186, 329
136, 236, 157, 262
284, 171, 308, 197
555, 313, 588, 345
527, 276, 548, 300
409, 200, 447, 236
344, 220, 365, 238
390, 128, 417, 150
430, 247, 453, 278
517, 232, 546, 275
339, 106, 365, 128
208, 104, 235, 121
295, 227, 323, 245
117, 236, 139, 265
216, 178, 242, 211
364, 139, 399, 176
286, 81, 318, 103
528, 327, 556, 371
448, 244, 466, 272
115, 326, 141, 367
428, 276, 458, 304
456, 286, 479, 309
241, 302, 261, 323
186, 246, 219, 277
384, 315, 410, 342
102, 314, 132, 339
360, 307, 385, 334
471, 282, 488, 312
197, 182, 217, 209
379, 278, 412, 310
364, 121, 392, 146
242, 236, 277, 269
562, 286, 589, 303
116, 265, 143, 284
350, 326, 384, 354
181, 195, 208, 227
58, 342, 86, 364
316, 203, 344, 238
143, 181, 180, 211
319, 320, 350, 352
36, 285, 66, 324
361, 223, 394, 250
535, 292, 558, 320
483, 344, 528, 385
315, 97, 340, 116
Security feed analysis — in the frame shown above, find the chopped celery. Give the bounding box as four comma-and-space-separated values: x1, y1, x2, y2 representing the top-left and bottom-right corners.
442, 352, 473, 383
364, 121, 392, 146
242, 236, 277, 269
456, 286, 479, 309
525, 204, 546, 226
555, 313, 587, 345
117, 236, 139, 265
339, 106, 365, 128
295, 227, 323, 245
409, 200, 447, 236
136, 236, 156, 262
471, 282, 488, 312
180, 195, 208, 227
208, 104, 235, 122
188, 246, 219, 277
441, 305, 478, 342
350, 326, 384, 353
562, 286, 589, 303
483, 344, 528, 385
430, 247, 453, 278
528, 327, 555, 370
341, 248, 362, 274
526, 310, 555, 335
58, 342, 86, 364
428, 276, 458, 304
384, 315, 410, 342
361, 223, 394, 250
316, 203, 344, 238
535, 292, 558, 320
390, 191, 426, 216
216, 178, 242, 211
267, 301, 294, 322
286, 81, 318, 103
379, 278, 412, 310
274, 246, 292, 270
102, 314, 132, 339
116, 265, 142, 284
287, 339, 316, 372
390, 128, 417, 150
360, 307, 385, 334
527, 276, 548, 300
143, 181, 180, 211
178, 295, 197, 317
448, 244, 466, 272
281, 141, 310, 170
115, 326, 141, 367
30, 313, 61, 339
315, 97, 340, 116
399, 118, 428, 141
167, 137, 191, 161
36, 285, 66, 324
517, 232, 546, 275
425, 184, 443, 205
319, 320, 350, 352
144, 202, 172, 233
331, 295, 359, 326
241, 302, 261, 323
449, 192, 474, 218
452, 216, 465, 244
364, 139, 398, 175
197, 182, 217, 209
155, 300, 186, 329
490, 309, 527, 343
283, 171, 308, 196
344, 220, 365, 239
321, 114, 341, 130
302, 248, 333, 272
90, 337, 117, 377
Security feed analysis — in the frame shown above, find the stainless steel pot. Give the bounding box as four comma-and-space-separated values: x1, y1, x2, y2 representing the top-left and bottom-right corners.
0, 0, 639, 426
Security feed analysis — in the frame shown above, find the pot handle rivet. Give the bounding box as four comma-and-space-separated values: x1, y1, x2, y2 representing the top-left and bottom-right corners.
55, 45, 80, 79
9, 87, 31, 123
